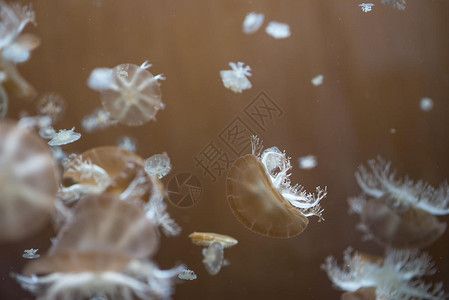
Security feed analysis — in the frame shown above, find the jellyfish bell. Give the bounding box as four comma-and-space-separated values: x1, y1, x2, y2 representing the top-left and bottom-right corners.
0, 120, 59, 242
88, 62, 165, 126
189, 232, 238, 249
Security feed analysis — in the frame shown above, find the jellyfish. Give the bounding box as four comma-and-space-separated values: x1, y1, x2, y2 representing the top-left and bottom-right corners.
16, 194, 183, 300
349, 196, 446, 249
178, 269, 197, 281
118, 136, 137, 153
359, 3, 375, 13
189, 232, 238, 249
265, 21, 291, 39
87, 61, 166, 126
22, 248, 39, 259
311, 74, 324, 86
220, 62, 252, 93
202, 242, 225, 276
298, 155, 318, 170
322, 248, 445, 300
36, 93, 66, 122
81, 108, 118, 132
242, 12, 264, 34
420, 97, 433, 112
144, 152, 172, 179
47, 127, 81, 146
226, 136, 327, 238
0, 120, 59, 241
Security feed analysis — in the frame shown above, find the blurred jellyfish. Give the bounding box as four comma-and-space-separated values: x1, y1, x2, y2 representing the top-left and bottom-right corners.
202, 242, 225, 275
36, 93, 66, 122
322, 248, 445, 300
22, 248, 39, 259
118, 136, 137, 153
226, 136, 327, 238
144, 152, 172, 179
16, 194, 183, 300
265, 21, 291, 39
382, 0, 406, 10
420, 97, 433, 112
242, 12, 264, 34
82, 108, 118, 132
48, 127, 81, 146
359, 3, 375, 13
298, 155, 318, 170
0, 120, 59, 241
348, 196, 446, 249
87, 61, 166, 126
189, 232, 238, 249
178, 269, 197, 281
220, 62, 252, 93
311, 74, 324, 86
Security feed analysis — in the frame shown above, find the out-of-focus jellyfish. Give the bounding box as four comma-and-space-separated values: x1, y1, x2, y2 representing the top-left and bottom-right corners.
189, 232, 238, 249
311, 74, 324, 86
48, 127, 81, 146
359, 3, 375, 13
144, 152, 172, 179
381, 0, 406, 10
420, 97, 433, 112
118, 136, 137, 153
322, 248, 445, 300
36, 93, 66, 122
202, 242, 225, 276
226, 136, 326, 238
87, 61, 166, 126
178, 269, 197, 281
349, 196, 446, 249
82, 108, 118, 132
242, 12, 264, 34
22, 248, 39, 259
16, 194, 183, 300
0, 120, 59, 241
298, 155, 318, 170
265, 21, 291, 39
220, 62, 252, 93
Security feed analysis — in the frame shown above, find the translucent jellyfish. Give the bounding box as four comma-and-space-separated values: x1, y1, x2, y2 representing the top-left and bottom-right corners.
48, 127, 81, 146
220, 62, 252, 93
0, 120, 59, 241
118, 136, 137, 153
144, 152, 172, 179
82, 107, 118, 132
349, 196, 446, 248
87, 61, 166, 126
359, 3, 375, 13
178, 269, 197, 281
381, 0, 406, 10
322, 248, 445, 300
311, 74, 324, 86
189, 232, 238, 249
202, 242, 224, 275
355, 157, 449, 215
23, 248, 39, 259
16, 195, 182, 300
298, 155, 318, 170
420, 97, 433, 112
265, 21, 291, 39
36, 93, 66, 122
226, 136, 327, 238
242, 12, 264, 34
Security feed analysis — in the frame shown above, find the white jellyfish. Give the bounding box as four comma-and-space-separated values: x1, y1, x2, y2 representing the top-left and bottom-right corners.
36, 93, 66, 122
322, 248, 445, 300
265, 21, 291, 39
178, 269, 197, 281
202, 242, 225, 275
220, 62, 252, 93
81, 108, 118, 132
144, 152, 172, 179
311, 74, 324, 86
22, 248, 39, 259
298, 155, 318, 170
359, 3, 375, 13
48, 127, 81, 146
242, 12, 264, 34
420, 97, 433, 112
118, 136, 137, 153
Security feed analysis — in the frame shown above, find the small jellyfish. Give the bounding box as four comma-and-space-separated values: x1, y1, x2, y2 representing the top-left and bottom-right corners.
36, 93, 65, 122
189, 232, 238, 249
87, 61, 166, 126
359, 3, 375, 13
265, 21, 291, 39
22, 248, 39, 259
242, 12, 264, 34
144, 152, 172, 179
226, 136, 326, 238
0, 120, 59, 241
298, 155, 318, 170
420, 97, 433, 112
178, 269, 198, 281
48, 127, 81, 146
118, 136, 137, 152
311, 74, 324, 86
381, 0, 406, 10
220, 62, 252, 93
202, 242, 225, 275
81, 108, 118, 132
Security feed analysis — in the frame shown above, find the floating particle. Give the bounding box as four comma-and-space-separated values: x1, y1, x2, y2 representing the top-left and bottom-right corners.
265, 21, 291, 39
0, 85, 7, 119
242, 12, 264, 34
81, 108, 118, 132
202, 242, 224, 275
144, 152, 172, 179
178, 269, 197, 281
220, 62, 252, 93
0, 121, 59, 241
381, 0, 406, 10
311, 74, 324, 86
189, 232, 238, 248
298, 155, 317, 170
118, 136, 137, 152
36, 93, 65, 122
389, 128, 396, 134
22, 248, 39, 259
359, 3, 375, 13
48, 127, 81, 146
88, 61, 166, 126
226, 136, 326, 238
420, 97, 433, 112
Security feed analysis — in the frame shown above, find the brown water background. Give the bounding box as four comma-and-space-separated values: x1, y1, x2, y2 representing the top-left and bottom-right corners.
1, 0, 449, 299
